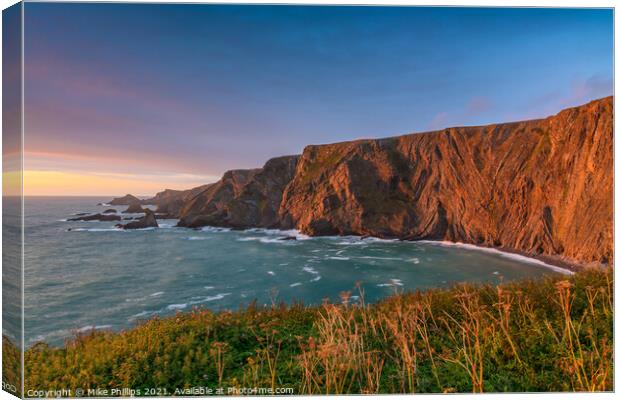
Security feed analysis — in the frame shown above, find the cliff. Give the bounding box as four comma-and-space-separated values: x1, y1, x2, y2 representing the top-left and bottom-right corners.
142, 184, 213, 216
177, 155, 299, 228
115, 97, 613, 267
279, 97, 613, 266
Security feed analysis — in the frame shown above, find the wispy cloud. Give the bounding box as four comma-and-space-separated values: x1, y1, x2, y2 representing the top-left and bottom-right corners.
560, 74, 613, 106
427, 112, 450, 130
427, 95, 495, 130
509, 73, 613, 122
466, 96, 493, 115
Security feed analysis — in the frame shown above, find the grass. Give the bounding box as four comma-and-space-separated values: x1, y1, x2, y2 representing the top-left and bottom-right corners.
2, 335, 21, 397
299, 148, 345, 186
10, 267, 614, 394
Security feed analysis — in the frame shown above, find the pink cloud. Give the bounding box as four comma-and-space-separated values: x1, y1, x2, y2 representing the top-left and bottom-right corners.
25, 56, 190, 115
466, 96, 492, 114
427, 111, 450, 130
560, 74, 613, 106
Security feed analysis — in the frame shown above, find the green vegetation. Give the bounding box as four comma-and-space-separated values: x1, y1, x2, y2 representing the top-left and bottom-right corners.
527, 127, 552, 171
299, 148, 345, 185
2, 335, 21, 397
18, 267, 613, 394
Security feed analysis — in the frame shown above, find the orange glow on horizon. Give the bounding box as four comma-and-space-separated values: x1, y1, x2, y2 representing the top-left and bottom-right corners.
23, 170, 213, 197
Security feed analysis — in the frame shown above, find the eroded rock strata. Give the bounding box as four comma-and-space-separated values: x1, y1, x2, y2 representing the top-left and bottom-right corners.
142, 184, 213, 216
177, 155, 300, 228
283, 97, 613, 266
114, 97, 613, 266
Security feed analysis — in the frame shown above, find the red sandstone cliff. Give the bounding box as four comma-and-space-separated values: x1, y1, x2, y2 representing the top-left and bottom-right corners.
177, 155, 300, 228
118, 97, 613, 267
278, 97, 613, 266
142, 184, 214, 216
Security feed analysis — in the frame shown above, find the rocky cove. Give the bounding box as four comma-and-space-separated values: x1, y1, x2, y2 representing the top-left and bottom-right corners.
27, 196, 569, 346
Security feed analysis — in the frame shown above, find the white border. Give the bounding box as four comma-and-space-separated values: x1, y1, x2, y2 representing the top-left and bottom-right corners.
0, 1, 617, 400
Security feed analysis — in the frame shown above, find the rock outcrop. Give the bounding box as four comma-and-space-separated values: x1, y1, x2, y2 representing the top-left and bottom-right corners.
118, 209, 159, 230
68, 213, 121, 222
123, 203, 144, 214
109, 194, 142, 206
177, 155, 299, 228
278, 97, 613, 266
142, 185, 213, 216
115, 97, 613, 267
102, 209, 117, 214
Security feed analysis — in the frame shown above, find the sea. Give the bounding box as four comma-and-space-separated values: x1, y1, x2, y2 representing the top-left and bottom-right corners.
17, 197, 569, 347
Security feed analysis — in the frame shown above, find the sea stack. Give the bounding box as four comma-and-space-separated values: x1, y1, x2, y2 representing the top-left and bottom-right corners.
109, 194, 142, 206
123, 203, 145, 213
118, 209, 159, 229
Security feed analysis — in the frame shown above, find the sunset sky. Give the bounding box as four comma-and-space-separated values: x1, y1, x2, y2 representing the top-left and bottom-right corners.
23, 4, 613, 196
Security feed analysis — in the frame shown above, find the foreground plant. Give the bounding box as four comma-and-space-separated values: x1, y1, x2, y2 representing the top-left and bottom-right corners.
18, 267, 613, 394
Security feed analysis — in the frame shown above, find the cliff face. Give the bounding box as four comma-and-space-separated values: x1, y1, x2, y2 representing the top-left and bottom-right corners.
177, 155, 299, 228
143, 184, 213, 216
116, 97, 612, 267
279, 97, 613, 266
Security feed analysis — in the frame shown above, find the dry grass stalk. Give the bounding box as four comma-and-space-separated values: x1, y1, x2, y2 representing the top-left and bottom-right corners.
209, 341, 228, 387
440, 287, 486, 393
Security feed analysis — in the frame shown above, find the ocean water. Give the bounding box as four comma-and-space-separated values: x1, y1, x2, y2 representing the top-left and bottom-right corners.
23, 197, 566, 347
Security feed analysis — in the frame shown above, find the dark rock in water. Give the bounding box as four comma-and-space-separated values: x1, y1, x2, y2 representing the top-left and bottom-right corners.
123, 217, 136, 220
279, 236, 297, 241
73, 212, 89, 216
68, 213, 121, 222
109, 194, 142, 206
102, 209, 117, 214
119, 209, 158, 230
123, 203, 144, 213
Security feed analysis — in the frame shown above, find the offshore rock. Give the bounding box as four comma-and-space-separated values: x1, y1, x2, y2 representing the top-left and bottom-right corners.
109, 194, 142, 206
118, 209, 159, 230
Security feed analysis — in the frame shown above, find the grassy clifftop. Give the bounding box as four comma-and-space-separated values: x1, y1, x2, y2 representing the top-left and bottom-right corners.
18, 267, 613, 394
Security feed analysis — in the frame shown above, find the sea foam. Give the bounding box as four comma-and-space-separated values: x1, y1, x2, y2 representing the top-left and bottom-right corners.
167, 303, 187, 310
187, 236, 210, 241
188, 293, 232, 305
70, 227, 124, 232
76, 325, 112, 333
243, 228, 311, 240
417, 240, 574, 275
302, 266, 320, 275
200, 226, 232, 233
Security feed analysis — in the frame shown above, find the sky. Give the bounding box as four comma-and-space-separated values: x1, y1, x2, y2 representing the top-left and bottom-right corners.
22, 4, 613, 196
